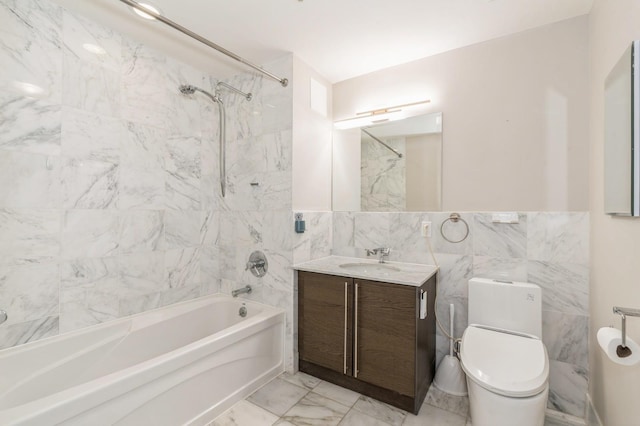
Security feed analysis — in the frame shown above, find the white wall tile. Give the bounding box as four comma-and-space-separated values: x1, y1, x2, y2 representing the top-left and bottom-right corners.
473, 213, 527, 258
0, 316, 58, 350
547, 360, 588, 417
119, 210, 164, 254
61, 157, 118, 209
527, 212, 589, 265
61, 210, 119, 259
0, 209, 61, 266
0, 100, 61, 156
0, 151, 61, 209
0, 263, 59, 325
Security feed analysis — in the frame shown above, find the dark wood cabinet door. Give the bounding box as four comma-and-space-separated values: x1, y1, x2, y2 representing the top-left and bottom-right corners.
298, 272, 352, 375
354, 279, 416, 397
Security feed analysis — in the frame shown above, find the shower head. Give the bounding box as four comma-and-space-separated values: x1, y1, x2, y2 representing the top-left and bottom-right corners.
179, 84, 219, 104
179, 84, 196, 95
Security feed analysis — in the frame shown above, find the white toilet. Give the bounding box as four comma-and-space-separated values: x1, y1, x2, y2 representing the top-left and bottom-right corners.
460, 278, 549, 426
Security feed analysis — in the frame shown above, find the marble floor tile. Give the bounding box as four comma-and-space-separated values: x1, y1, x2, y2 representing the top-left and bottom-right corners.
340, 409, 394, 426
280, 392, 350, 426
279, 371, 322, 391
402, 403, 466, 426
424, 384, 469, 418
312, 380, 361, 407
545, 417, 575, 426
247, 377, 309, 417
352, 396, 407, 426
216, 374, 586, 426
212, 400, 279, 426
543, 412, 585, 426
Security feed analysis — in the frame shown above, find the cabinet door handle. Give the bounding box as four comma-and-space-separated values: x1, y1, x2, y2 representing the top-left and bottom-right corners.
343, 282, 348, 375
354, 282, 359, 378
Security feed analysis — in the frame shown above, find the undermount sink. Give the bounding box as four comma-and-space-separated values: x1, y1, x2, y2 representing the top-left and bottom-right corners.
338, 262, 401, 273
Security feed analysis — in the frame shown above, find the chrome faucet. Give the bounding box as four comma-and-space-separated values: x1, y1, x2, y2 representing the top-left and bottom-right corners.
365, 248, 391, 263
232, 285, 252, 298
0, 310, 6, 325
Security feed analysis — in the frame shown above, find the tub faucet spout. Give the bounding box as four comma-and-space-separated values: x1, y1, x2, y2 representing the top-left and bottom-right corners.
0, 310, 6, 326
232, 285, 252, 298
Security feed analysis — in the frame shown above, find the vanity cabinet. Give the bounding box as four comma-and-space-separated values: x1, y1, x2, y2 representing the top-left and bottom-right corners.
297, 271, 436, 414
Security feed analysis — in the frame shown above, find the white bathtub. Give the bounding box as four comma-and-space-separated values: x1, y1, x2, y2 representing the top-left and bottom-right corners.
0, 294, 285, 425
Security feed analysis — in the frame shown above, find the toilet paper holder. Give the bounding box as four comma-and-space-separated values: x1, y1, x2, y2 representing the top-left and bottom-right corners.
613, 306, 640, 356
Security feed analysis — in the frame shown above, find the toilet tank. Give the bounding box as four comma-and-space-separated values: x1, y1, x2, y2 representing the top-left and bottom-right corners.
468, 278, 542, 338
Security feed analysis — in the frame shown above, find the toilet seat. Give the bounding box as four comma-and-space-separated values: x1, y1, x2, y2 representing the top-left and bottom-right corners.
460, 325, 549, 398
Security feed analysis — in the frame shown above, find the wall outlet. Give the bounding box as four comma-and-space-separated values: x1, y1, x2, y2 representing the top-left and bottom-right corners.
421, 221, 432, 237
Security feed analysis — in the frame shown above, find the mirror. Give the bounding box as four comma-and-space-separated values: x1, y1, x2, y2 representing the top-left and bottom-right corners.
332, 112, 442, 212
604, 40, 640, 216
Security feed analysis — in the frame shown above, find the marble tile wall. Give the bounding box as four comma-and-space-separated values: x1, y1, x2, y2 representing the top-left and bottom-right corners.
0, 0, 298, 365
332, 211, 590, 418
198, 56, 311, 371
361, 136, 406, 211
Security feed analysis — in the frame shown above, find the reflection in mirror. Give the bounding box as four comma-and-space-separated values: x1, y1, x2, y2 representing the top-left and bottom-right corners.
604, 40, 640, 216
332, 112, 442, 212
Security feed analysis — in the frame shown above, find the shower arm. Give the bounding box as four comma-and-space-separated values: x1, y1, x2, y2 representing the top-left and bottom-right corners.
118, 0, 288, 87
361, 128, 403, 158
216, 82, 252, 101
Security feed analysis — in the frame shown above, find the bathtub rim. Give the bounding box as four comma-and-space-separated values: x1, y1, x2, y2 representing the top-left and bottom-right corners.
0, 293, 278, 359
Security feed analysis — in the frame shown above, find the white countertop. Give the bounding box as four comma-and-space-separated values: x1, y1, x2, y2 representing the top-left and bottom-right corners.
293, 256, 438, 287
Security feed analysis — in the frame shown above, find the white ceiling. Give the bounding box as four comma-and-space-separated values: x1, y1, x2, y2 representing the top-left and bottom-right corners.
53, 0, 593, 84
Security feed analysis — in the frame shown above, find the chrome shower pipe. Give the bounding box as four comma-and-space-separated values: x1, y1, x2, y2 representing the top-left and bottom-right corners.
118, 0, 288, 87
179, 84, 227, 197
361, 128, 403, 158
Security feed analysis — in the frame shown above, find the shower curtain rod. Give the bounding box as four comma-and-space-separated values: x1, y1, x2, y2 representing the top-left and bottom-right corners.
118, 0, 289, 87
361, 128, 403, 158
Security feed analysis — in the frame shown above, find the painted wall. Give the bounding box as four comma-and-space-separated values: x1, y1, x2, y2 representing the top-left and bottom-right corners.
333, 211, 590, 417
406, 134, 442, 211
587, 1, 640, 425
332, 128, 361, 211
333, 17, 589, 212
292, 56, 333, 211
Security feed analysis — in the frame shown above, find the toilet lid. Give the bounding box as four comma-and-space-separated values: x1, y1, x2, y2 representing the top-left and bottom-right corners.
460, 325, 549, 397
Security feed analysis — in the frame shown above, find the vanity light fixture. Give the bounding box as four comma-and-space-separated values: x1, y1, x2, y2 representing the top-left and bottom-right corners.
130, 1, 162, 20
334, 99, 431, 129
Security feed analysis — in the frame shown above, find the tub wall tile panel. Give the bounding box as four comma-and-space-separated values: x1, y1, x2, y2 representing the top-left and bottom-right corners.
193, 56, 296, 371
331, 211, 589, 417
0, 0, 295, 360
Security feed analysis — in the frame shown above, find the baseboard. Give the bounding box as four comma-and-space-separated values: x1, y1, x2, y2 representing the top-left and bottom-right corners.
545, 408, 586, 426
586, 393, 604, 426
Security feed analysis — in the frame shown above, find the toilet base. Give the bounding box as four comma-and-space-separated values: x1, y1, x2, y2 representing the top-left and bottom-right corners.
467, 378, 548, 426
